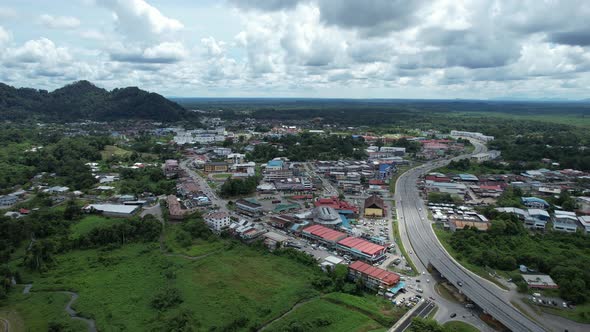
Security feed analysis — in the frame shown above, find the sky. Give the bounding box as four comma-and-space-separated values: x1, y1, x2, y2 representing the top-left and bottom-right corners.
0, 0, 589, 99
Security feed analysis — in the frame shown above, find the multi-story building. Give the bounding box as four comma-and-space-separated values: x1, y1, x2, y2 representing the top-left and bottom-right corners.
235, 199, 263, 217
205, 212, 231, 231
164, 159, 179, 178
348, 261, 400, 291
204, 162, 229, 173
263, 159, 293, 181
553, 210, 579, 232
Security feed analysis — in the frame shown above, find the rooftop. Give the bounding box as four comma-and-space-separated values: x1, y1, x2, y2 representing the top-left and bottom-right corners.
349, 261, 400, 285
302, 224, 347, 242
338, 237, 385, 256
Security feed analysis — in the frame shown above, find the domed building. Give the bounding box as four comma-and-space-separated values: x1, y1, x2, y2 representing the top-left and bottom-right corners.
313, 206, 341, 226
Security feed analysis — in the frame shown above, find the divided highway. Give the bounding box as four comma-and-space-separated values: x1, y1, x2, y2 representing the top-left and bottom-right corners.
395, 141, 547, 332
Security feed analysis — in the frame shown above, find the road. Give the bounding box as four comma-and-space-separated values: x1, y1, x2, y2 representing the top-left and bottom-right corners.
180, 160, 229, 214
395, 140, 547, 332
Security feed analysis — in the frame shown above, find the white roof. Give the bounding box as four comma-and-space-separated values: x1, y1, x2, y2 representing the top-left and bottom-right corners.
86, 204, 137, 214
324, 256, 344, 265
527, 209, 550, 217
578, 216, 590, 226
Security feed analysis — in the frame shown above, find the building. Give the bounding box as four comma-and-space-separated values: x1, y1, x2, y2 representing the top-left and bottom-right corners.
235, 199, 263, 216
230, 162, 256, 178
337, 237, 387, 262
314, 197, 359, 214
263, 159, 293, 181
457, 174, 479, 182
364, 194, 384, 217
301, 224, 347, 247
205, 212, 231, 231
204, 162, 229, 173
449, 220, 490, 232
83, 204, 138, 218
553, 210, 579, 232
379, 146, 406, 156
313, 206, 342, 226
496, 207, 550, 230
523, 274, 558, 289
521, 197, 550, 209
576, 196, 590, 214
471, 150, 501, 163
263, 231, 289, 250
578, 216, 590, 234
0, 195, 18, 206
226, 153, 246, 164
43, 186, 69, 194
348, 261, 400, 291
450, 130, 494, 142
213, 147, 232, 157
167, 195, 186, 220
269, 215, 297, 229
425, 181, 467, 195
164, 159, 179, 178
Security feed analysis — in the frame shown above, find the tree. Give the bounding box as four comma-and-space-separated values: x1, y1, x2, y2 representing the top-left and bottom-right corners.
24, 239, 55, 271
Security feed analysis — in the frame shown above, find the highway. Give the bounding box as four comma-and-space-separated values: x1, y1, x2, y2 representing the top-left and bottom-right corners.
394, 140, 547, 332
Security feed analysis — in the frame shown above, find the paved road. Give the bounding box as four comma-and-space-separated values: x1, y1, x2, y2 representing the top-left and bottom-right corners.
391, 300, 436, 332
395, 140, 547, 332
180, 160, 229, 214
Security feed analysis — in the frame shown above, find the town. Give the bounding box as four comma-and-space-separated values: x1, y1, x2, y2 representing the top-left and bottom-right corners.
2, 107, 590, 332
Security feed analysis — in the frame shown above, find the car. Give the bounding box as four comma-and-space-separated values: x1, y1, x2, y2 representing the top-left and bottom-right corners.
416, 279, 421, 283
426, 279, 430, 283
416, 288, 423, 293
457, 281, 463, 287
450, 313, 457, 318
562, 302, 567, 308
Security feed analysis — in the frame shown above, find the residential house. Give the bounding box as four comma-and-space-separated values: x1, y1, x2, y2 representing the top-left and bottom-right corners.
553, 210, 579, 233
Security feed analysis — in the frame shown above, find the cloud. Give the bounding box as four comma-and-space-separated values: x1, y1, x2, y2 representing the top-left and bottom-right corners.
96, 0, 183, 41
39, 14, 81, 29
227, 0, 303, 11
0, 7, 17, 19
4, 38, 72, 65
317, 0, 424, 36
0, 26, 10, 45
547, 30, 590, 47
110, 42, 187, 63
79, 29, 106, 41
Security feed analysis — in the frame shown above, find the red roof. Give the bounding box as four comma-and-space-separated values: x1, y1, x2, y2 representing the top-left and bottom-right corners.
314, 197, 359, 213
338, 237, 385, 256
302, 224, 347, 242
292, 195, 313, 200
479, 185, 502, 191
349, 261, 400, 286
368, 179, 385, 185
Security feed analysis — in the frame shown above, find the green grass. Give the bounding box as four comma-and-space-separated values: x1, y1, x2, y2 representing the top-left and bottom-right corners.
100, 145, 132, 160
211, 173, 232, 180
433, 226, 509, 291
443, 320, 480, 332
70, 215, 125, 238
0, 286, 88, 332
322, 292, 406, 325
434, 282, 461, 303
18, 242, 326, 331
163, 224, 227, 257
465, 111, 590, 129
264, 298, 385, 332
391, 220, 418, 276
538, 302, 590, 324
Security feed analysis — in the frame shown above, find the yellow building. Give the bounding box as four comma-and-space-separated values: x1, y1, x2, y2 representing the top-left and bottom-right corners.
364, 194, 384, 217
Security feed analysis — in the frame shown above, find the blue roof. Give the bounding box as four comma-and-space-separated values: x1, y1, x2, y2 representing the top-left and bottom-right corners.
267, 160, 284, 167
340, 214, 351, 229
337, 209, 355, 215
379, 163, 393, 172
389, 281, 406, 294
459, 173, 479, 181
522, 197, 549, 206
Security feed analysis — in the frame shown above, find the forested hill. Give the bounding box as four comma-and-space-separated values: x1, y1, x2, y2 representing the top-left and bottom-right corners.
0, 80, 190, 122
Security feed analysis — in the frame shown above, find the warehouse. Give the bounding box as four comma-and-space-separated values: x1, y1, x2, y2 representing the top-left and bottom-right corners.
83, 204, 138, 218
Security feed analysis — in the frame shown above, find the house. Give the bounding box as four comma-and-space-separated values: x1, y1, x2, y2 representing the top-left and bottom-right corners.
235, 199, 263, 216
43, 186, 69, 194
348, 261, 400, 291
0, 195, 18, 206
204, 212, 231, 231
578, 216, 590, 234
521, 197, 550, 209
167, 195, 186, 220
364, 194, 384, 217
164, 159, 179, 178
523, 274, 558, 289
83, 204, 138, 218
553, 210, 579, 232
576, 196, 590, 214
204, 162, 229, 173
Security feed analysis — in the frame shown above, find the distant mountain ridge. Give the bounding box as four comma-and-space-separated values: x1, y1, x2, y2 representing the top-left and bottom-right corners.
0, 80, 189, 122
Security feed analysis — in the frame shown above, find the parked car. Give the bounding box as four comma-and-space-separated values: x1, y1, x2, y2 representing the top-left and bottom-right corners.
450, 313, 457, 318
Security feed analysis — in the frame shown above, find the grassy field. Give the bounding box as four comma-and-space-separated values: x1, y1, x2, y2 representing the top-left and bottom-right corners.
163, 224, 227, 256
391, 220, 418, 276
443, 320, 480, 332
322, 292, 406, 326
211, 173, 232, 180
538, 302, 590, 324
100, 145, 132, 160
70, 215, 125, 238
466, 112, 590, 129
0, 286, 87, 332
264, 298, 386, 332
15, 242, 329, 331
432, 225, 509, 290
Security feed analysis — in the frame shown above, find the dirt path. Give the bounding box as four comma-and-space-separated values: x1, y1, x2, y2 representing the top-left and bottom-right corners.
0, 318, 9, 332
257, 297, 317, 331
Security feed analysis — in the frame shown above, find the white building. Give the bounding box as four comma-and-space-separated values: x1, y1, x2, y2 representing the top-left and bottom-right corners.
450, 130, 494, 142
205, 212, 231, 231
578, 216, 590, 234
553, 210, 579, 233
0, 195, 18, 206
83, 204, 138, 217
471, 150, 501, 163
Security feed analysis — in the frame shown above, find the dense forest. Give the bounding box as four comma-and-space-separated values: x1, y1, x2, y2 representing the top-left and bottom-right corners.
0, 81, 192, 122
